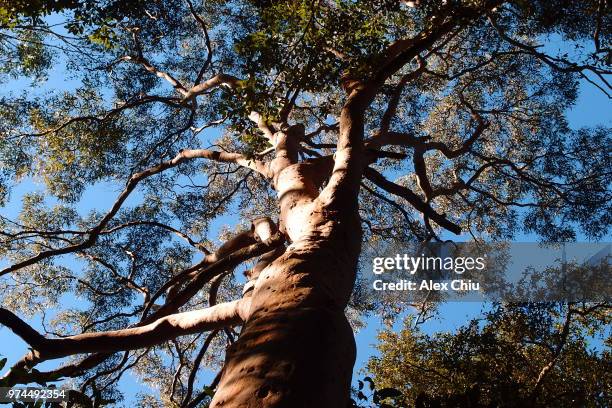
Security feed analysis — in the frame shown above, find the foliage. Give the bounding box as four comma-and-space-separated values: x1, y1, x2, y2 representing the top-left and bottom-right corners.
367, 303, 611, 407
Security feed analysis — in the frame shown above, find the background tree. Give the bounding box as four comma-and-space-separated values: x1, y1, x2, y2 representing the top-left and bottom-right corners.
0, 0, 610, 407
366, 302, 611, 408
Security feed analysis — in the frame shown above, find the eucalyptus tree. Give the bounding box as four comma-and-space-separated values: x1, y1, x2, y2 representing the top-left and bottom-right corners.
0, 0, 610, 407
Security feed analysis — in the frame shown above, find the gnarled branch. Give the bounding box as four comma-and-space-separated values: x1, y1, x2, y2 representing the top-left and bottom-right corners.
364, 167, 461, 234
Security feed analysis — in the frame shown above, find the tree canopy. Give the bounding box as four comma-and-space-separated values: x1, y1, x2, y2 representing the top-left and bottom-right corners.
0, 0, 610, 406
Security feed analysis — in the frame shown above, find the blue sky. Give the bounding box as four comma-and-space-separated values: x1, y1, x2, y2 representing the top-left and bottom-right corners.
0, 30, 610, 406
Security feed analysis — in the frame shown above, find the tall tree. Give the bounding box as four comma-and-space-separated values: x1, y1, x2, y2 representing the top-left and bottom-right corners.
0, 0, 610, 406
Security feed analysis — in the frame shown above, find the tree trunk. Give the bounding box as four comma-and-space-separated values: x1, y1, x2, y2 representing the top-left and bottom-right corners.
210, 90, 366, 407
210, 211, 361, 407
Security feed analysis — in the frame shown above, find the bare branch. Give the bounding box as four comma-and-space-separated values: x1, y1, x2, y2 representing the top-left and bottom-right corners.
1, 300, 244, 373
184, 0, 214, 85
378, 58, 426, 136
423, 118, 489, 159
101, 220, 209, 252
124, 29, 189, 96
530, 307, 574, 397
488, 14, 612, 97
122, 55, 189, 96
181, 330, 219, 407
181, 74, 241, 103
364, 167, 461, 235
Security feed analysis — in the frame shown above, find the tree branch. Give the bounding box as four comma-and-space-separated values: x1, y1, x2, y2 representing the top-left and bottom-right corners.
1, 300, 243, 376
184, 0, 213, 85
124, 29, 189, 96
142, 231, 284, 321
0, 308, 45, 348
364, 167, 461, 234
248, 111, 275, 141
0, 149, 268, 277
181, 74, 241, 103
488, 14, 612, 97
148, 217, 279, 315
181, 329, 219, 407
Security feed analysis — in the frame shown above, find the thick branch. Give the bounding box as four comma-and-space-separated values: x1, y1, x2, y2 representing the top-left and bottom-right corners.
143, 231, 285, 321
249, 111, 275, 141
181, 74, 241, 103
149, 218, 279, 315
0, 308, 45, 347
319, 4, 495, 206
373, 19, 458, 85
1, 301, 243, 372
0, 231, 283, 386
412, 148, 433, 200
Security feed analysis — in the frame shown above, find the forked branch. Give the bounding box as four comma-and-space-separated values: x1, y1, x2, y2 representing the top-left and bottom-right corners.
0, 301, 244, 381
365, 167, 461, 234
0, 148, 268, 278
